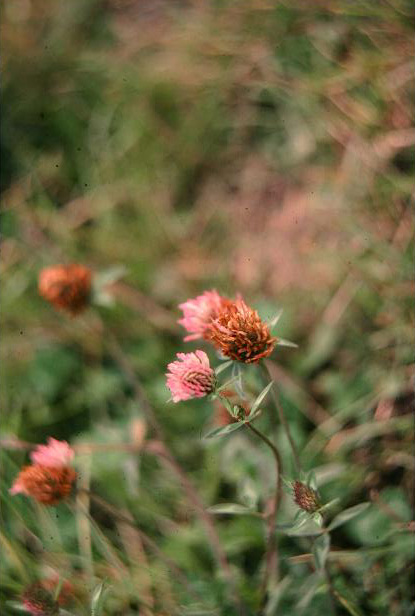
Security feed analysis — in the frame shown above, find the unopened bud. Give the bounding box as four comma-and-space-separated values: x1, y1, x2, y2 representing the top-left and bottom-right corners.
293, 481, 320, 513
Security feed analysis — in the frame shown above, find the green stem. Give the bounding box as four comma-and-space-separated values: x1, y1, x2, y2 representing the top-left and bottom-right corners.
324, 558, 338, 616
261, 362, 302, 474
245, 421, 282, 608
320, 518, 338, 616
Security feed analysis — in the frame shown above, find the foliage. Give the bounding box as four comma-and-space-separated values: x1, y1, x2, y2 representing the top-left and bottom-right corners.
1, 1, 414, 614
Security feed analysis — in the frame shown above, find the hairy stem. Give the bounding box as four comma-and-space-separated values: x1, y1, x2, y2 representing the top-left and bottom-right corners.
324, 558, 338, 616
262, 361, 302, 474
245, 421, 282, 607
320, 517, 338, 616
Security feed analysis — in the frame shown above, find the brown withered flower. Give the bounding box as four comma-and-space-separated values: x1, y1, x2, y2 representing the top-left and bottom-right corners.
209, 299, 276, 363
293, 481, 320, 513
39, 264, 92, 315
21, 583, 59, 616
11, 465, 77, 505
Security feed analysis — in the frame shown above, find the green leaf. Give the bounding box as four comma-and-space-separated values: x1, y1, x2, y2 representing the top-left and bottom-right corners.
248, 381, 273, 419
94, 265, 127, 289
335, 592, 365, 616
276, 337, 298, 348
318, 498, 340, 515
232, 363, 245, 399
285, 517, 323, 537
215, 360, 233, 376
328, 503, 370, 531
268, 308, 284, 331
308, 470, 318, 490
281, 476, 294, 492
203, 421, 246, 439
296, 572, 322, 609
264, 576, 291, 615
312, 533, 330, 570
207, 503, 259, 516
93, 266, 127, 307
53, 576, 64, 601
312, 512, 324, 527
216, 376, 239, 393
4, 602, 33, 613
214, 394, 236, 418
91, 580, 110, 616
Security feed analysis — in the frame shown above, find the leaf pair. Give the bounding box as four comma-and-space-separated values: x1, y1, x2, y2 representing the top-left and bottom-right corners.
204, 381, 274, 439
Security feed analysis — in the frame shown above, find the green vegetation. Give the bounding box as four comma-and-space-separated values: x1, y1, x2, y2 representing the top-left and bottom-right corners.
1, 1, 414, 614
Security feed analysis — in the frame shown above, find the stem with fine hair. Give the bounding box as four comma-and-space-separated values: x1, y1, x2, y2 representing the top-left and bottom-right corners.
244, 421, 282, 607
320, 516, 338, 616
261, 361, 302, 474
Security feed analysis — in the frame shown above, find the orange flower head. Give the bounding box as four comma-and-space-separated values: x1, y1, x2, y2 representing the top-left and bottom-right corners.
39, 264, 92, 315
22, 583, 59, 615
209, 299, 276, 363
293, 481, 320, 513
11, 465, 77, 505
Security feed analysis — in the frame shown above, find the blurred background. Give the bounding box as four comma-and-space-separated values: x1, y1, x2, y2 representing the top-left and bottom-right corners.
1, 1, 414, 614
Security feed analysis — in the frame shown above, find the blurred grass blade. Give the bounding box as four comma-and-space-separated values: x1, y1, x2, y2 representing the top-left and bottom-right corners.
207, 503, 259, 516
335, 592, 365, 616
91, 579, 110, 616
265, 576, 291, 615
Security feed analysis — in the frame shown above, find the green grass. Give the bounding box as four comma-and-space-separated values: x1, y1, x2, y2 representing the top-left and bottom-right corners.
1, 1, 414, 614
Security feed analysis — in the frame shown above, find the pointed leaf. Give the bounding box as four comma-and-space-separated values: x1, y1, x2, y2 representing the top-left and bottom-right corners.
276, 337, 298, 348
204, 421, 246, 439
328, 503, 370, 531
296, 572, 322, 610
264, 576, 291, 615
312, 512, 324, 527
215, 394, 234, 416
207, 503, 258, 516
308, 471, 318, 490
285, 518, 323, 537
91, 580, 110, 616
53, 577, 64, 601
248, 381, 273, 418
268, 308, 284, 331
94, 265, 127, 288
216, 376, 239, 393
247, 409, 262, 422
4, 603, 33, 613
312, 533, 330, 570
232, 363, 246, 399
281, 476, 294, 492
336, 593, 365, 616
215, 360, 233, 376
318, 498, 340, 515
